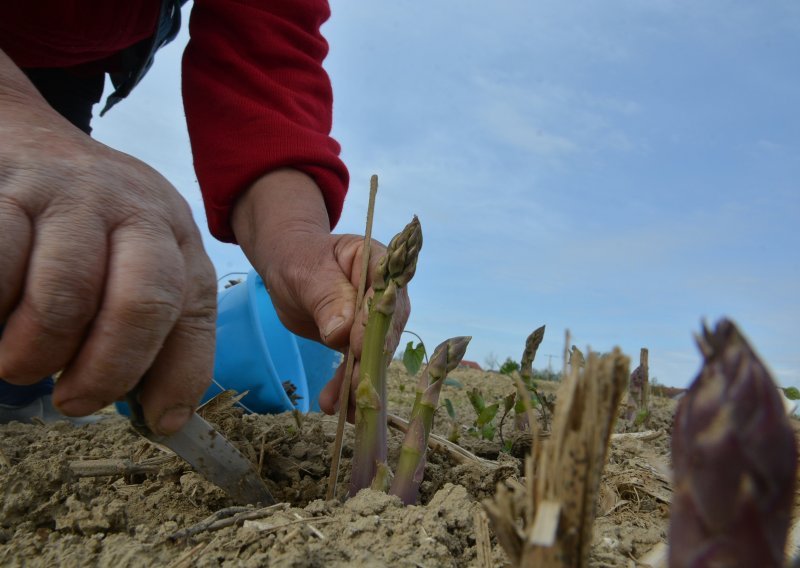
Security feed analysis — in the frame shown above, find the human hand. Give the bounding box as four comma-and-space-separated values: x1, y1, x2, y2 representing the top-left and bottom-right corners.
0, 52, 217, 434
231, 169, 411, 420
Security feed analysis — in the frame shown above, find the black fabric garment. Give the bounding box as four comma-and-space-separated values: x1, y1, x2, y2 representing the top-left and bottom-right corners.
23, 67, 104, 135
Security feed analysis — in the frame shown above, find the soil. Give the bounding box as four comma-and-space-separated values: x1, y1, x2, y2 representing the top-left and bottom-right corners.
0, 362, 745, 566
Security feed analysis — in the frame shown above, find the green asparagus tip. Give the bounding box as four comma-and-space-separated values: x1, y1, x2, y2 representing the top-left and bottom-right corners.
378, 216, 422, 289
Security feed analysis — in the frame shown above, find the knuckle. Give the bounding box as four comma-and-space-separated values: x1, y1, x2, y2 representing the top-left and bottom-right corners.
115, 288, 184, 336
181, 299, 217, 333
182, 265, 218, 331
28, 286, 97, 336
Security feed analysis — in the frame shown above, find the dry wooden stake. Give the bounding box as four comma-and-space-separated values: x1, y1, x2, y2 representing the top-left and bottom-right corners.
326, 175, 378, 500
484, 346, 629, 568
639, 347, 649, 411
474, 510, 494, 568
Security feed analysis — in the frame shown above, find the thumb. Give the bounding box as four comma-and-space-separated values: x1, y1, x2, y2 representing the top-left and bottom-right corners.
302, 263, 356, 350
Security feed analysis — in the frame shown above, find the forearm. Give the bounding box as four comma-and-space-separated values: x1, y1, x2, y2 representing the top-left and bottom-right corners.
182, 0, 348, 243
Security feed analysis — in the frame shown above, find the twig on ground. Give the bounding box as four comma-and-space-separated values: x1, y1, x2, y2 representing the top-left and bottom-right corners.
169, 503, 288, 541
293, 512, 325, 539
474, 510, 493, 568
69, 457, 174, 478
257, 433, 267, 473
610, 430, 663, 442
166, 541, 206, 568
243, 516, 336, 536
166, 537, 220, 568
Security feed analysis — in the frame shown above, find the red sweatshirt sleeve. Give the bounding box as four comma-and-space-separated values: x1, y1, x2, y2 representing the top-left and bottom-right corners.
182, 0, 348, 243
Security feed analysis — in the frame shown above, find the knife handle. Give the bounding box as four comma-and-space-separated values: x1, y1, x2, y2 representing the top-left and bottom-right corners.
125, 384, 152, 437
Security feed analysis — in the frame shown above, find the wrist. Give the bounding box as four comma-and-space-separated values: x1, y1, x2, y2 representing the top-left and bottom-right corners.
231, 168, 331, 265
0, 49, 56, 117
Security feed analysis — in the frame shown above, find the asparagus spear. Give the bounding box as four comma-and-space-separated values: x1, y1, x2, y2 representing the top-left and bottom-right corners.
669, 319, 797, 568
349, 216, 422, 495
519, 325, 545, 381
516, 325, 547, 431
390, 336, 471, 504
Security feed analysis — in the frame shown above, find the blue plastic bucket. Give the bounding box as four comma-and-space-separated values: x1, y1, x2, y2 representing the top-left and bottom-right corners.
117, 269, 341, 415
210, 270, 309, 412
295, 335, 342, 412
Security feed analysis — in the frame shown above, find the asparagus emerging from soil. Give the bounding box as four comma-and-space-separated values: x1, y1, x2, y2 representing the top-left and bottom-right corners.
349, 217, 422, 495
389, 336, 471, 504
669, 319, 798, 568
516, 325, 546, 430
520, 325, 545, 380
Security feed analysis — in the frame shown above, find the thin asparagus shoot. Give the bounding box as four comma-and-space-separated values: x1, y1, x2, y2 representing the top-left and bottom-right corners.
516, 325, 546, 431
389, 336, 471, 505
349, 216, 423, 495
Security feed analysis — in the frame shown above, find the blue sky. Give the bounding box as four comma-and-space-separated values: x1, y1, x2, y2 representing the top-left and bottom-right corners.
92, 1, 799, 389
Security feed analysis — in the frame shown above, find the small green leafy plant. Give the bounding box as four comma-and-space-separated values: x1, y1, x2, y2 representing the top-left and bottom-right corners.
401, 340, 427, 376
499, 357, 520, 376
497, 392, 516, 452
443, 398, 460, 443
466, 388, 499, 441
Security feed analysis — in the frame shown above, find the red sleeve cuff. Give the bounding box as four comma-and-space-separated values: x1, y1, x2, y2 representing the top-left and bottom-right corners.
182, 0, 348, 243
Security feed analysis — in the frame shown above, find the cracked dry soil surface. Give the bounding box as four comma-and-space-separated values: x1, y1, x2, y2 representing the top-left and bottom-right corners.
1, 363, 679, 567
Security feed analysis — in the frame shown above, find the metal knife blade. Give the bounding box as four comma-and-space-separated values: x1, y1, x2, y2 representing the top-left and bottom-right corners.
125, 391, 274, 506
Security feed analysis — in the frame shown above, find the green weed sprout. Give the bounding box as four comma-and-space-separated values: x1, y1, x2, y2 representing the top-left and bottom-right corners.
467, 388, 500, 441
389, 336, 471, 504
401, 339, 427, 376
350, 216, 422, 496
444, 398, 460, 443
497, 392, 516, 452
